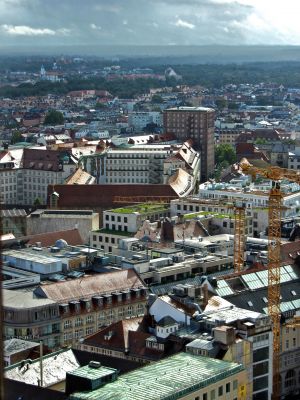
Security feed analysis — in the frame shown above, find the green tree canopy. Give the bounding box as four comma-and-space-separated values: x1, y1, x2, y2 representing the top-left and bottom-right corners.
215, 98, 227, 109
215, 144, 236, 167
44, 110, 64, 125
151, 94, 164, 104
10, 130, 22, 144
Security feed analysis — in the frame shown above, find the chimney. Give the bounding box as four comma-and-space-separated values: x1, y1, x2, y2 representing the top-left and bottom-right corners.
202, 283, 208, 308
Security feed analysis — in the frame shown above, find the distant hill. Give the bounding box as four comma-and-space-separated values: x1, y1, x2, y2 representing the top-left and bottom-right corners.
1, 45, 300, 64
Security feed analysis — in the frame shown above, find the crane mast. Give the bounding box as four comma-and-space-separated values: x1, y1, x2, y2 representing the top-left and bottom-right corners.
233, 203, 246, 274
240, 160, 300, 400
268, 182, 282, 400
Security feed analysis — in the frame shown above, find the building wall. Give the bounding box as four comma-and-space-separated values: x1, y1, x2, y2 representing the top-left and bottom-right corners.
27, 211, 99, 243
90, 231, 128, 253
248, 331, 273, 400
60, 298, 147, 346
163, 107, 215, 181
2, 215, 27, 237
3, 303, 61, 349
280, 323, 300, 398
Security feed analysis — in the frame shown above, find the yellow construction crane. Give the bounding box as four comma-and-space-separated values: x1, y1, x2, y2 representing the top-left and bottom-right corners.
227, 201, 246, 274
240, 161, 300, 400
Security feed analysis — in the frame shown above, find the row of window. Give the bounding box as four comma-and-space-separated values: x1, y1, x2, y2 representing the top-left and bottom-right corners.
194, 380, 239, 400
105, 215, 128, 223
63, 305, 145, 330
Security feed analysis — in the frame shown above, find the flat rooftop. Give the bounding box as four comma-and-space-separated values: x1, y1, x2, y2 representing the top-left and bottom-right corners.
68, 364, 117, 381
70, 353, 243, 400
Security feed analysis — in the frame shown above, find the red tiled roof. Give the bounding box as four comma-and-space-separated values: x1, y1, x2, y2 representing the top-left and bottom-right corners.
24, 228, 83, 247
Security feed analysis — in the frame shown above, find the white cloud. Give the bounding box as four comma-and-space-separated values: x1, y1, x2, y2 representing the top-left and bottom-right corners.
1, 24, 56, 35
90, 23, 101, 30
1, 24, 70, 36
174, 18, 195, 29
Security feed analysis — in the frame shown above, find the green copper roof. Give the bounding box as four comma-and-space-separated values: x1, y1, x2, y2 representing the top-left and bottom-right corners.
70, 352, 244, 400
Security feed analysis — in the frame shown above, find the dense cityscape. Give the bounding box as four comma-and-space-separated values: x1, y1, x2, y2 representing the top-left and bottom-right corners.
1, 2, 300, 400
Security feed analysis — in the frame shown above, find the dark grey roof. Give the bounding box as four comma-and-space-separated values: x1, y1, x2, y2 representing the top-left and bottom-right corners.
157, 316, 177, 327
224, 280, 300, 315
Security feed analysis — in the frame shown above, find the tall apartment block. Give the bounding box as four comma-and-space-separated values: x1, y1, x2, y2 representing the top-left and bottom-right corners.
163, 106, 215, 181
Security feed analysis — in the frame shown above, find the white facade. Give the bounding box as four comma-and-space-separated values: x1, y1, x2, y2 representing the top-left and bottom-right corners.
128, 111, 162, 130
149, 296, 191, 326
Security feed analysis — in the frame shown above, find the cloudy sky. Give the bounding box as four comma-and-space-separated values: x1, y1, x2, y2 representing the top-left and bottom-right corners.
0, 0, 299, 47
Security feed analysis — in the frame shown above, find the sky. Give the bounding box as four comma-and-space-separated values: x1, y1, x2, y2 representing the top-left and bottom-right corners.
0, 0, 300, 47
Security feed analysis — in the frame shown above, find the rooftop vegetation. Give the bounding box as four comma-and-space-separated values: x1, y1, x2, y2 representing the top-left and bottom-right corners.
112, 203, 169, 214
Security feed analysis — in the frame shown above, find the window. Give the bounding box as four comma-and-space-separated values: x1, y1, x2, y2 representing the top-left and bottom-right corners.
64, 320, 72, 329
210, 389, 216, 400
254, 376, 269, 392
86, 315, 94, 324
218, 386, 223, 396
253, 347, 269, 362
233, 380, 238, 391
253, 361, 268, 377
203, 394, 207, 400
226, 383, 230, 393
124, 217, 128, 223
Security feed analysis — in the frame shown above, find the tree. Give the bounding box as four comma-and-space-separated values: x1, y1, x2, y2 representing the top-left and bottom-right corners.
227, 102, 239, 110
151, 94, 164, 104
215, 98, 227, 110
33, 197, 42, 208
143, 122, 158, 133
44, 110, 64, 125
11, 130, 22, 144
254, 138, 267, 145
95, 102, 107, 109
215, 144, 236, 167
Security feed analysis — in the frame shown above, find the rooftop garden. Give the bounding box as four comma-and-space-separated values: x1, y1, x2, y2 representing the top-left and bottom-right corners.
111, 203, 169, 214
183, 211, 232, 220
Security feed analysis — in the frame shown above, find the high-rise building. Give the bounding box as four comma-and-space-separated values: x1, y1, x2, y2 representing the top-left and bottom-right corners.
163, 106, 215, 181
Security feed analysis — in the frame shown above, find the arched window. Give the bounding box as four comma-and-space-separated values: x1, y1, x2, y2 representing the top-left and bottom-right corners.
285, 369, 296, 388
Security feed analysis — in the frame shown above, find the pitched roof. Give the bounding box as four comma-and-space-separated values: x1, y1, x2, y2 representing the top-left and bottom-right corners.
35, 269, 145, 302
24, 229, 84, 247
22, 148, 61, 171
